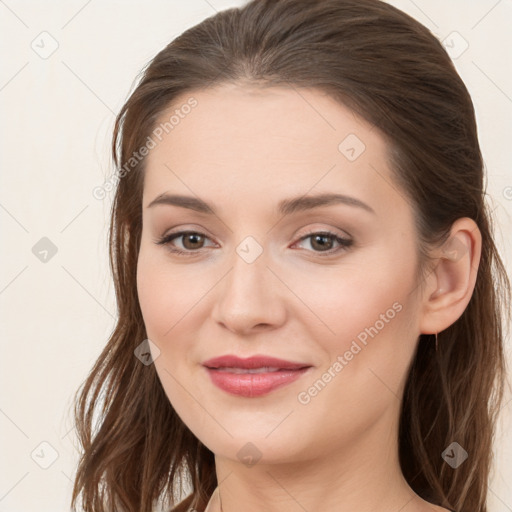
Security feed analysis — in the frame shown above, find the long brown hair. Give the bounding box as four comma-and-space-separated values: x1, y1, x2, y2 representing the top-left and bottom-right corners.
70, 1, 511, 511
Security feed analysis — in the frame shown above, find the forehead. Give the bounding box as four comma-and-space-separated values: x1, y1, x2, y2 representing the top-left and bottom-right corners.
142, 84, 403, 218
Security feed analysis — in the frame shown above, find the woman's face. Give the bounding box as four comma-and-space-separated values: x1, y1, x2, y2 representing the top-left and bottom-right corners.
137, 84, 426, 463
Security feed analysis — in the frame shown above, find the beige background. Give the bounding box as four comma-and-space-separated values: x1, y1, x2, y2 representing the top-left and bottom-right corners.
0, 0, 510, 510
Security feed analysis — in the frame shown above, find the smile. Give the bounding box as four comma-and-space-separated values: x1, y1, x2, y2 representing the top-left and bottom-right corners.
204, 366, 312, 397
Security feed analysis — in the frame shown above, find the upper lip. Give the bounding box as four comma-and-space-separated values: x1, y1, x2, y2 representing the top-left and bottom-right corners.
202, 354, 311, 370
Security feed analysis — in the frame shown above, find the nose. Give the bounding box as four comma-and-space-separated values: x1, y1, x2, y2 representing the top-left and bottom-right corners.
211, 244, 287, 335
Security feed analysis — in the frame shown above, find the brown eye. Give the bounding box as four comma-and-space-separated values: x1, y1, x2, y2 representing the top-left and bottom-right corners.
310, 233, 336, 251
294, 231, 353, 254
155, 230, 215, 255
180, 232, 206, 250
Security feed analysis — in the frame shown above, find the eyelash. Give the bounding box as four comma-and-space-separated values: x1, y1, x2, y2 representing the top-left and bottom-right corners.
154, 229, 353, 257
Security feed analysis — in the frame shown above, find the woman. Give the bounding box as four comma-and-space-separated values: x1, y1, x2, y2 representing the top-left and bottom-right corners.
71, 1, 511, 511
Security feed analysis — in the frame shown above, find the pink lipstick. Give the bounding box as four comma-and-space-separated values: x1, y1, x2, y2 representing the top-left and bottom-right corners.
202, 354, 312, 397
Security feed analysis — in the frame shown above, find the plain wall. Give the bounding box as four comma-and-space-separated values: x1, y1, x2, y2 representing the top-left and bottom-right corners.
0, 0, 510, 510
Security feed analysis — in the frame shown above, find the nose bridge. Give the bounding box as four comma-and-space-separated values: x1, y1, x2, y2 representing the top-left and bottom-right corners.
230, 236, 267, 295
212, 235, 285, 332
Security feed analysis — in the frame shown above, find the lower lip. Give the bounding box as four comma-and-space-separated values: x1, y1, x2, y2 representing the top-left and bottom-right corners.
204, 367, 311, 397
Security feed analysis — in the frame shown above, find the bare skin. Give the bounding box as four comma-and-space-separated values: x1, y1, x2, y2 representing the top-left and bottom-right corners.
136, 83, 480, 512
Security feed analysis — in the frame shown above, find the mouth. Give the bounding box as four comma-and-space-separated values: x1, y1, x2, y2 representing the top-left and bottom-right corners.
209, 366, 307, 374
202, 354, 313, 397
202, 354, 311, 370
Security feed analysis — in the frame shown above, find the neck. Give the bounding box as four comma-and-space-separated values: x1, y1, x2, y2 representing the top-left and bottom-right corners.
209, 412, 435, 512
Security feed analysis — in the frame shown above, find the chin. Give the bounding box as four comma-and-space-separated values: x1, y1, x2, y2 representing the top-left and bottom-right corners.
198, 427, 313, 465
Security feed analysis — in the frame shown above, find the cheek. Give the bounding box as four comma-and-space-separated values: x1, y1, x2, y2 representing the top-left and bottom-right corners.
326, 291, 417, 409
137, 247, 189, 333
288, 249, 419, 396
281, 257, 410, 345
136, 255, 163, 335
136, 249, 184, 347
136, 249, 213, 364
136, 253, 206, 427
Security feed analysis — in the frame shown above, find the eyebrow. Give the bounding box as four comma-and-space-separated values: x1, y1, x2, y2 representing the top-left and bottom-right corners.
146, 192, 376, 216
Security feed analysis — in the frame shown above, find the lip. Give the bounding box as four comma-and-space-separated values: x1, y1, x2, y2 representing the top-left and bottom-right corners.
202, 354, 313, 398
202, 354, 310, 370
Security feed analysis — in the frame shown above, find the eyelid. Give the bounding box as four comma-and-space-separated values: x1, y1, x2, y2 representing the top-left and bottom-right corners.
155, 225, 353, 257
294, 224, 352, 240
291, 228, 353, 253
154, 229, 218, 251
156, 225, 217, 245
158, 223, 351, 242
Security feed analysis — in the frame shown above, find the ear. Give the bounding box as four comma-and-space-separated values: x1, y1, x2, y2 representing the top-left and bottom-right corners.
418, 217, 482, 335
